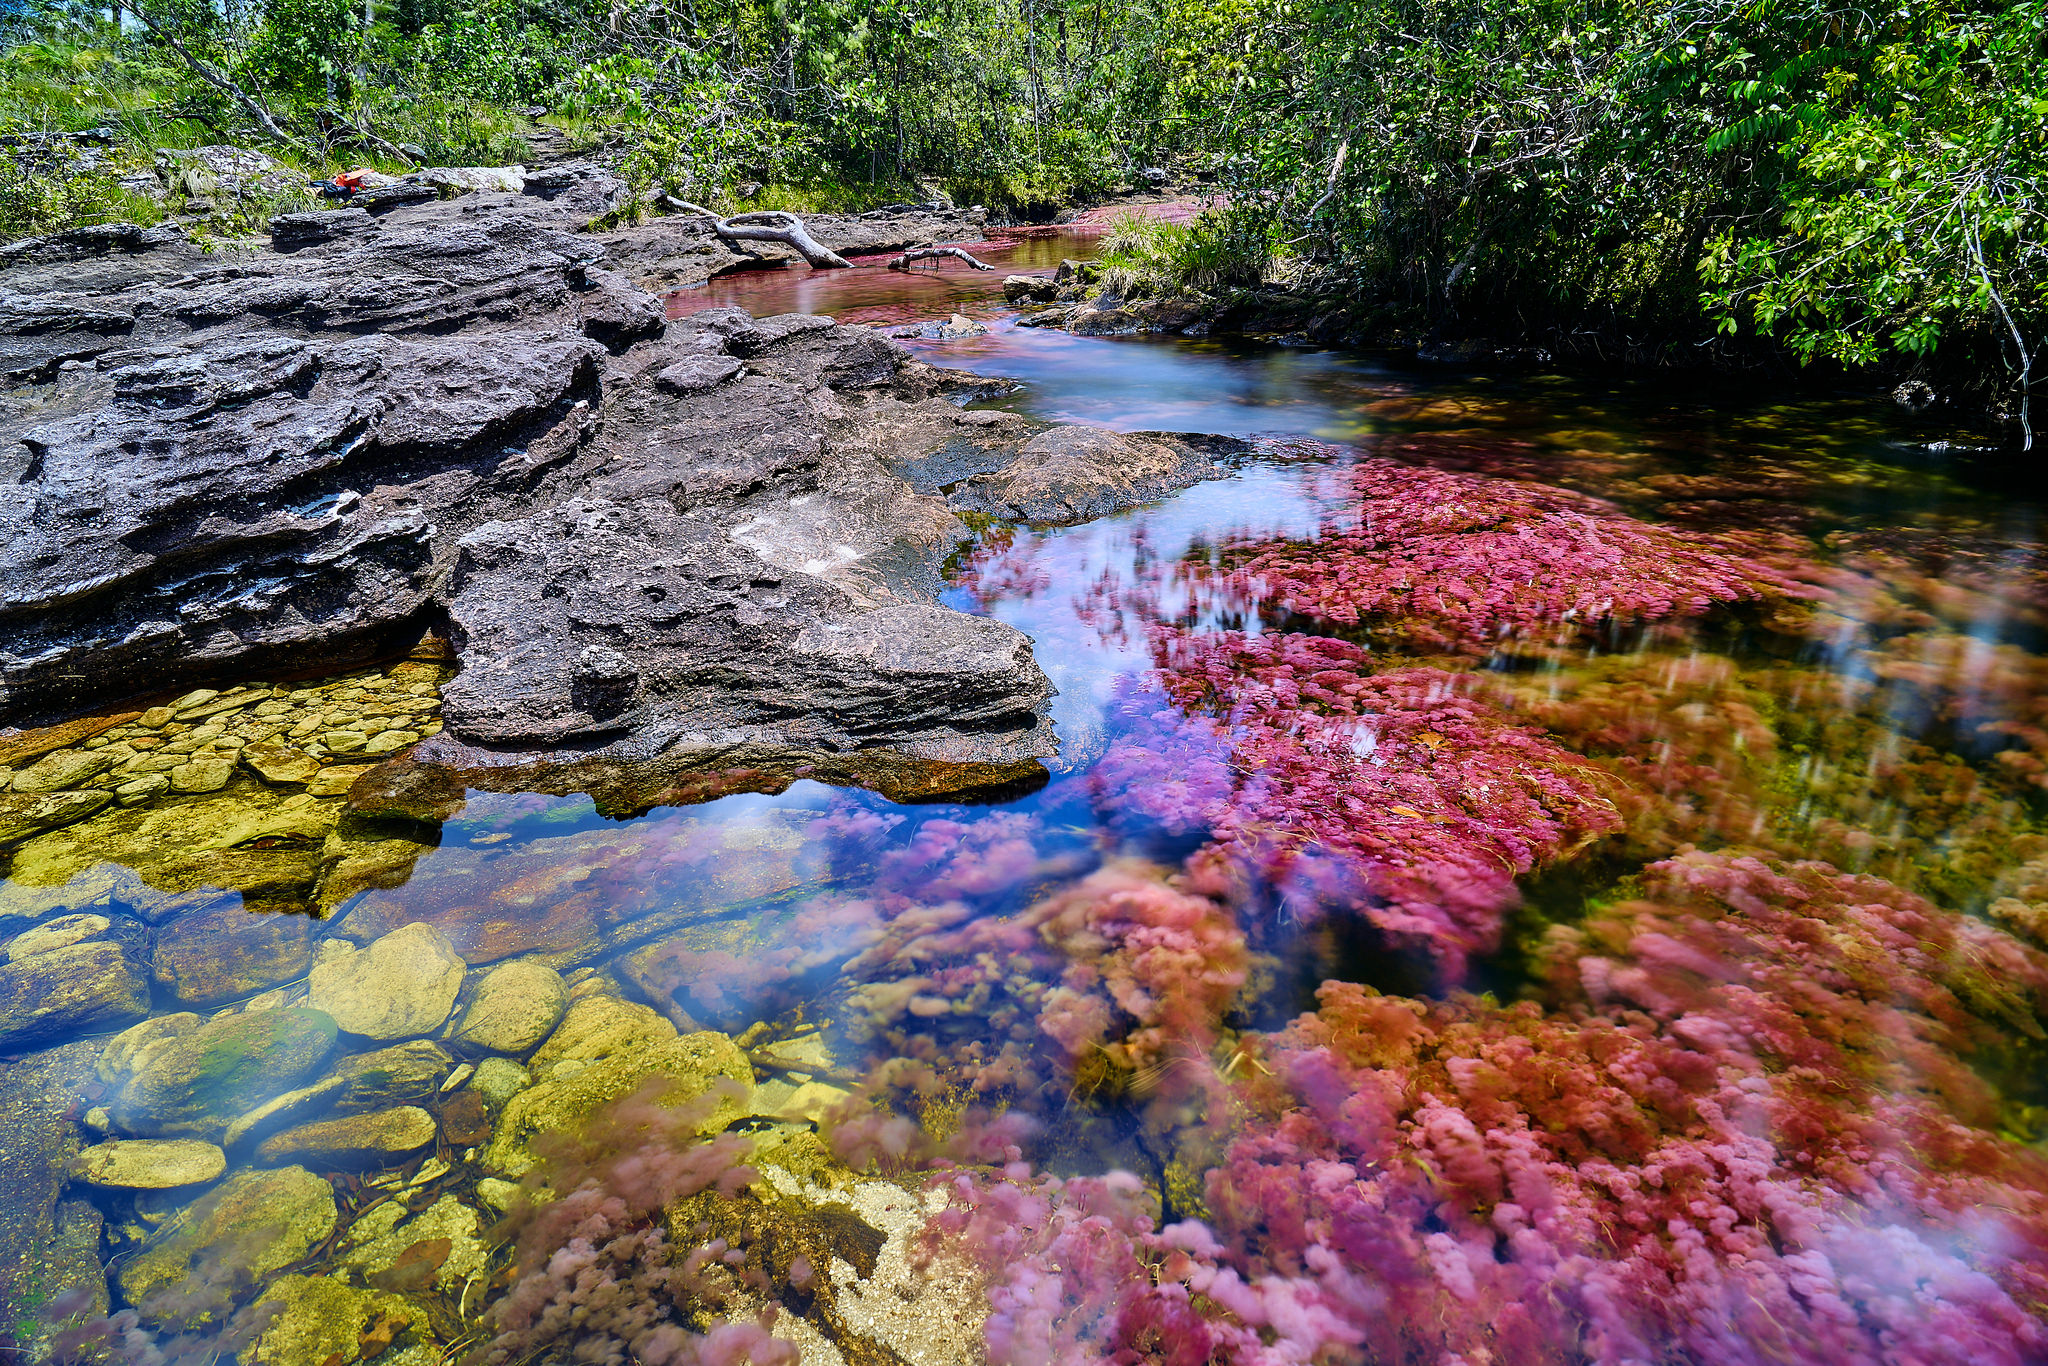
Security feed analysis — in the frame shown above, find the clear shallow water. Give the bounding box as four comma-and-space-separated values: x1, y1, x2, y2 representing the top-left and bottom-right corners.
9, 252, 2048, 1363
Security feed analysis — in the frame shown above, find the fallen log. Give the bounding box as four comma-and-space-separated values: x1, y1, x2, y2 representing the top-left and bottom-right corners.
672, 199, 851, 270
887, 246, 995, 272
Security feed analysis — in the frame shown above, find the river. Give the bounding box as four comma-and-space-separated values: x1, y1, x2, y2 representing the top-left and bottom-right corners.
5, 227, 2047, 1364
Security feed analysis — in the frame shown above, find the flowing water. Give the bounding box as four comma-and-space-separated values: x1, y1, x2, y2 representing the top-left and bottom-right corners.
8, 232, 2048, 1364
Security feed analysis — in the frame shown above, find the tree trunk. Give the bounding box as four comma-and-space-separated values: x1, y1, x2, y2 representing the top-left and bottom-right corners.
674, 201, 853, 270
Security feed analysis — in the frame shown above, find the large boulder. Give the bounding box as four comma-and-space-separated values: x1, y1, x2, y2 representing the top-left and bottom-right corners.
115, 1166, 337, 1310
0, 191, 1059, 805
109, 1006, 339, 1138
303, 922, 465, 1039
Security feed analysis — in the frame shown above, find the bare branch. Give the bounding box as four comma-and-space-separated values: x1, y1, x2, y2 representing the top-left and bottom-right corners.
673, 199, 851, 269
887, 246, 995, 271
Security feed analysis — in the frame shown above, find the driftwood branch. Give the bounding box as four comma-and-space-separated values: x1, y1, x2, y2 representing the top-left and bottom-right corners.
124, 0, 309, 155
674, 199, 851, 269
887, 246, 995, 271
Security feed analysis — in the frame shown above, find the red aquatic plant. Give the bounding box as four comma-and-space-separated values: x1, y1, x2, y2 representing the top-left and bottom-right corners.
838, 859, 1249, 1102
1090, 631, 1625, 981
1213, 455, 1809, 646
931, 851, 2048, 1366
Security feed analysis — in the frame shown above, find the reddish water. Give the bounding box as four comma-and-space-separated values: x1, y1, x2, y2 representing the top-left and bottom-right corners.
664, 228, 1100, 328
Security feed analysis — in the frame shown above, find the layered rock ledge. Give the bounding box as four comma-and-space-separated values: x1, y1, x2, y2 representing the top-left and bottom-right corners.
0, 169, 1229, 799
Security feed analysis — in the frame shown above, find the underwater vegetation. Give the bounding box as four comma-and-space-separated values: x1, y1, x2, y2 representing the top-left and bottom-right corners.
1208, 457, 1813, 652
17, 418, 2048, 1366
931, 852, 2048, 1366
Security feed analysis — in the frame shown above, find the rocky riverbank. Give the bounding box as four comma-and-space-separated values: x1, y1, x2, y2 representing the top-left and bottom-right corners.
0, 163, 1235, 811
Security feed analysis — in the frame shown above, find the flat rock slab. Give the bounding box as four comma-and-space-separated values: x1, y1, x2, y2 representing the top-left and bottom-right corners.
151, 901, 319, 1007
74, 1137, 226, 1189
0, 790, 111, 847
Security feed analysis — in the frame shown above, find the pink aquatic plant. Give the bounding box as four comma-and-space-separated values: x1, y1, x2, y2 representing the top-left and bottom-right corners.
1214, 455, 1809, 646
838, 859, 1249, 1102
1091, 631, 1624, 981
930, 851, 2048, 1366
478, 1083, 789, 1366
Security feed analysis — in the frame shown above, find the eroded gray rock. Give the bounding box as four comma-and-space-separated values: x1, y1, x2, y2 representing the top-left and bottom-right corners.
1, 186, 1079, 804
949, 424, 1229, 523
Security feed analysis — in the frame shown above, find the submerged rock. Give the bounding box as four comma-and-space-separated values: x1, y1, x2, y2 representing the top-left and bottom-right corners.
255, 1105, 436, 1166
529, 993, 673, 1071
451, 958, 567, 1054
0, 1040, 104, 1343
485, 1028, 752, 1176
340, 1193, 489, 1292
948, 424, 1231, 524
115, 1164, 337, 1308
243, 1274, 417, 1366
4, 910, 111, 959
468, 1055, 531, 1108
151, 900, 319, 1007
328, 1039, 454, 1111
304, 922, 465, 1039
0, 937, 151, 1052
73, 1137, 226, 1189
110, 1006, 339, 1137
